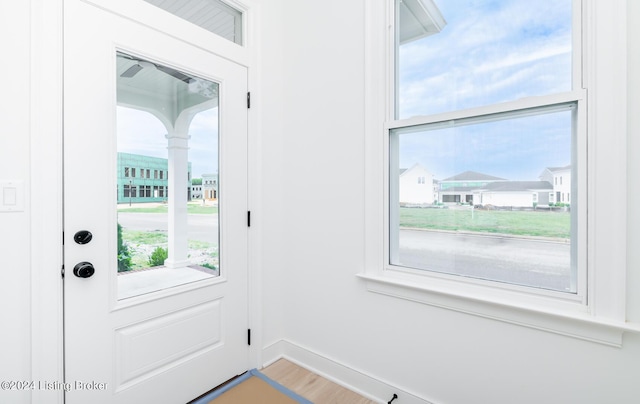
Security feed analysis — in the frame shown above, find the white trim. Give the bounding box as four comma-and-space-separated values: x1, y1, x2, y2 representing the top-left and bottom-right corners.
585, 0, 628, 321
245, 0, 263, 370
386, 91, 584, 130
262, 339, 438, 404
363, 0, 388, 282
362, 0, 630, 346
30, 0, 65, 402
357, 274, 640, 348
79, 0, 251, 67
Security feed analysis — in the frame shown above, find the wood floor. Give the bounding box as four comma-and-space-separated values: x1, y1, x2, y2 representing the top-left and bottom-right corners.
261, 359, 377, 404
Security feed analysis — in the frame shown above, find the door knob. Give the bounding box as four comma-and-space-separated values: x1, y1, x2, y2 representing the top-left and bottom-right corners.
73, 262, 95, 278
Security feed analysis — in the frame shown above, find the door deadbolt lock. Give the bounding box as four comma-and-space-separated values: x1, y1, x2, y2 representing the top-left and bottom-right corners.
73, 262, 95, 278
73, 230, 93, 245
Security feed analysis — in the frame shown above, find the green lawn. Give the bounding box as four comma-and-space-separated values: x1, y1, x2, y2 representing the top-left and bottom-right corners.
122, 230, 167, 245
399, 207, 570, 239
121, 230, 218, 270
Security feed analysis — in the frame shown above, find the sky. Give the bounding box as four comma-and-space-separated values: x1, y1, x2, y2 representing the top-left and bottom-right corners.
117, 106, 219, 179
117, 0, 573, 182
398, 0, 573, 181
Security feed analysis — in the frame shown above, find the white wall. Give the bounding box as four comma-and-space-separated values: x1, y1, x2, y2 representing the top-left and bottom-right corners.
259, 0, 287, 351
0, 2, 33, 404
259, 0, 640, 403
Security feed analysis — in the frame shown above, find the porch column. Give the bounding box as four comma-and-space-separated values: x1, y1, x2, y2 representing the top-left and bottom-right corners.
164, 131, 190, 268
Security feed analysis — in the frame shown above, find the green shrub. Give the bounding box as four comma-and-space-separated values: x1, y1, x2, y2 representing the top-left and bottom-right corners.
148, 246, 168, 267
117, 223, 132, 272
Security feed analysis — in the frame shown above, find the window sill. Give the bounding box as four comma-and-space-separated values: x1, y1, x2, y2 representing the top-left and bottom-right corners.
357, 272, 640, 347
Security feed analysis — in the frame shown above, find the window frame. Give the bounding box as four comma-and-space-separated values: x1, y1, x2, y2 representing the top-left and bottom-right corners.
360, 0, 636, 346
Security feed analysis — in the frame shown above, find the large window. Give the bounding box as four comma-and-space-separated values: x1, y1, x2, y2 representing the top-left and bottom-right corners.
389, 0, 583, 295
362, 0, 630, 345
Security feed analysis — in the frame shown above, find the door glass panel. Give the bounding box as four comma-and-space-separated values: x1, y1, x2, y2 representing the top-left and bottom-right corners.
116, 51, 220, 300
143, 0, 243, 45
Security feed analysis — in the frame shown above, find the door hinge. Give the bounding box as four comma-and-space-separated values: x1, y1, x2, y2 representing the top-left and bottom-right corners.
247, 92, 251, 109
247, 211, 251, 227
247, 329, 251, 346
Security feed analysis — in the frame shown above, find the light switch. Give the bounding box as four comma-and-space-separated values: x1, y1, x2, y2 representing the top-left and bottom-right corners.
0, 181, 24, 212
4, 187, 17, 205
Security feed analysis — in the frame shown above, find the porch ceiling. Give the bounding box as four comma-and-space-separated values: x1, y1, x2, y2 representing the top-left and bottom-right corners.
116, 51, 218, 131
399, 0, 446, 45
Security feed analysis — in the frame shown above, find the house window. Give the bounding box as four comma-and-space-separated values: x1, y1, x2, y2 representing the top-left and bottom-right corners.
361, 0, 628, 345
154, 170, 158, 179
141, 185, 151, 198
130, 186, 137, 198
442, 195, 460, 203
131, 168, 136, 178
124, 167, 130, 177
388, 0, 579, 294
159, 170, 164, 180
123, 184, 131, 198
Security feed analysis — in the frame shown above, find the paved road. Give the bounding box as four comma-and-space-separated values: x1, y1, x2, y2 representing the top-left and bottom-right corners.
117, 212, 219, 244
397, 229, 572, 292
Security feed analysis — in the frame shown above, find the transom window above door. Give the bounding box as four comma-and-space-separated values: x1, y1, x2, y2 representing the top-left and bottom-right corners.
143, 0, 244, 45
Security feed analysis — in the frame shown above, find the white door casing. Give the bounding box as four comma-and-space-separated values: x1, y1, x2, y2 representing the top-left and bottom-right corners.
63, 1, 249, 403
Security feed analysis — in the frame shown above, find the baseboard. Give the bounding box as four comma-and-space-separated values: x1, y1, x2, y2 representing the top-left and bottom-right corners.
261, 339, 437, 404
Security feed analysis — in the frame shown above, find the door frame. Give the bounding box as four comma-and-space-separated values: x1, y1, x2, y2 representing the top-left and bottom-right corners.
29, 1, 263, 402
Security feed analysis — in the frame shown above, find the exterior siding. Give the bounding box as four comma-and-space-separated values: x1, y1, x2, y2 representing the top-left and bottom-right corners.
116, 152, 193, 204
399, 164, 435, 205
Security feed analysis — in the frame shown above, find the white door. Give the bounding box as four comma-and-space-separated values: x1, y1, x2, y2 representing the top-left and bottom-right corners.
63, 1, 249, 403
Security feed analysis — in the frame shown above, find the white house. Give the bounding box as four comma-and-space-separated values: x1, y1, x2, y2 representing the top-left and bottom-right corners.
540, 165, 572, 205
202, 173, 219, 201
398, 163, 436, 205
2, 1, 639, 404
